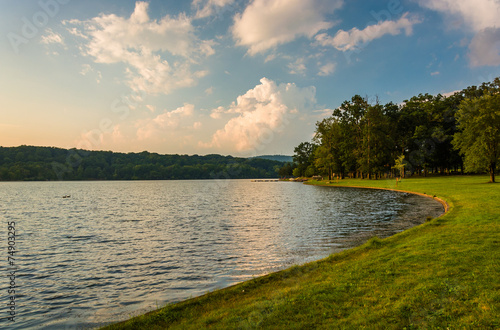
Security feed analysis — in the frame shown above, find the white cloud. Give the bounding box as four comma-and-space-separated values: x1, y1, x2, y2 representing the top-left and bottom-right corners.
205, 86, 214, 95
137, 104, 195, 140
469, 27, 500, 66
67, 1, 213, 94
77, 124, 126, 151
210, 106, 226, 119
418, 0, 500, 32
232, 0, 342, 55
193, 0, 235, 19
264, 53, 277, 63
41, 28, 64, 45
417, 0, 500, 66
80, 64, 102, 83
288, 58, 307, 75
203, 77, 316, 153
431, 71, 440, 76
316, 13, 420, 51
318, 62, 336, 76
442, 90, 460, 97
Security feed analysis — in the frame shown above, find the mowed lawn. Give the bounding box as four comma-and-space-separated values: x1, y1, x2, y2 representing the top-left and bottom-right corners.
103, 175, 499, 329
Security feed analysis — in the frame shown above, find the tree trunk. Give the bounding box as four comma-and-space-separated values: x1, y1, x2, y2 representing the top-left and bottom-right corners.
490, 162, 496, 183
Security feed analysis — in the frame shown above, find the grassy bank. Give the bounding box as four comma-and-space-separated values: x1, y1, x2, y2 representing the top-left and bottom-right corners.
103, 175, 499, 329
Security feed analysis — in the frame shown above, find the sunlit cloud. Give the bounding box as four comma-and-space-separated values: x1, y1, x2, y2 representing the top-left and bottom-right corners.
137, 103, 195, 141
288, 58, 306, 75
315, 13, 420, 52
418, 0, 500, 31
192, 0, 235, 19
66, 1, 213, 94
40, 28, 64, 45
469, 28, 500, 66
318, 62, 336, 76
418, 0, 500, 66
205, 86, 214, 95
202, 77, 316, 153
79, 64, 102, 83
232, 0, 342, 55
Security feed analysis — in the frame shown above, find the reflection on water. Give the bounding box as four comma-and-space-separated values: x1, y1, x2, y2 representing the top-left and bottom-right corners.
0, 180, 443, 329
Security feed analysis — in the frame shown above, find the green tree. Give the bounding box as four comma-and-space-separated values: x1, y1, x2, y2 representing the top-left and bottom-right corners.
313, 117, 345, 179
392, 154, 407, 178
453, 93, 500, 183
278, 162, 294, 177
292, 142, 316, 177
358, 104, 392, 179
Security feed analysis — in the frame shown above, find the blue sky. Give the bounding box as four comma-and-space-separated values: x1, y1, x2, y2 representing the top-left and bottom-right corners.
1, 0, 499, 157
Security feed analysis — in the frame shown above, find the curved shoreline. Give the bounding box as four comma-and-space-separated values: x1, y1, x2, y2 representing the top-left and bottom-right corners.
305, 181, 450, 217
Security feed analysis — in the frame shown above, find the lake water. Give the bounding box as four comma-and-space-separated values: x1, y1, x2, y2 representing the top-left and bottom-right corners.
0, 180, 443, 329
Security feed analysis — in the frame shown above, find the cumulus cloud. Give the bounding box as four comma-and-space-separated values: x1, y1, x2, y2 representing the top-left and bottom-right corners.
232, 0, 342, 55
417, 0, 500, 66
77, 124, 126, 151
137, 104, 195, 140
193, 0, 235, 19
66, 1, 213, 94
315, 13, 420, 51
203, 77, 316, 153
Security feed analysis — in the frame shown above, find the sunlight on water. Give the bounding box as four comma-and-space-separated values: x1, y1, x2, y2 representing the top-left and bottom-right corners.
0, 180, 443, 328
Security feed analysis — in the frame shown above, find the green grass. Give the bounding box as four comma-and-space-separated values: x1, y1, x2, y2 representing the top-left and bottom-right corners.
102, 175, 499, 329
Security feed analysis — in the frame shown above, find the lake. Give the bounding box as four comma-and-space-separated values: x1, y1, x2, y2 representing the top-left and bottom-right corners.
0, 180, 443, 329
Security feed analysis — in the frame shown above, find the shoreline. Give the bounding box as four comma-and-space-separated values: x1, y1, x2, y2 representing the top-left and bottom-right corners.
305, 180, 450, 215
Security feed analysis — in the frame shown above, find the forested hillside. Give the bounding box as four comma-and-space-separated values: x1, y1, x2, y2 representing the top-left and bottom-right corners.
0, 146, 283, 181
254, 155, 293, 163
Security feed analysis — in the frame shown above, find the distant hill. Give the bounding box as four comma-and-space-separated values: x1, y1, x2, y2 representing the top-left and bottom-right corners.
253, 155, 293, 163
0, 146, 284, 181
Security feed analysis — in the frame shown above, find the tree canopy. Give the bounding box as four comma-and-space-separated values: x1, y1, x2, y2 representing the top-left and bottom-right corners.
453, 92, 500, 182
284, 77, 500, 181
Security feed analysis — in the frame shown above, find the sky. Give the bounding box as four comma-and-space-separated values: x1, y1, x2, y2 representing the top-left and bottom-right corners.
1, 0, 500, 157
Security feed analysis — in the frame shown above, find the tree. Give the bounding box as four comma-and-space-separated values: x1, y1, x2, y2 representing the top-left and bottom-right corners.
358, 104, 391, 179
392, 154, 406, 178
453, 93, 500, 183
293, 142, 316, 177
313, 117, 345, 179
278, 162, 294, 177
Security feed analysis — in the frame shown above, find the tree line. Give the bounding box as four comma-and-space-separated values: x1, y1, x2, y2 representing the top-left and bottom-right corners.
0, 146, 284, 181
283, 77, 500, 183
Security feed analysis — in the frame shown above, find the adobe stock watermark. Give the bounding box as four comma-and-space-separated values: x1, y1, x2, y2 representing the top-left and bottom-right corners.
343, 0, 404, 64
7, 0, 70, 54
